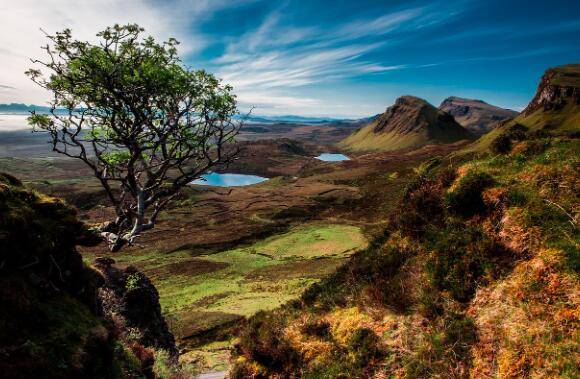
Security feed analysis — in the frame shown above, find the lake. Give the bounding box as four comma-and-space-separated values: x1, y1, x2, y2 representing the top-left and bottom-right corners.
190, 172, 268, 187
315, 153, 350, 161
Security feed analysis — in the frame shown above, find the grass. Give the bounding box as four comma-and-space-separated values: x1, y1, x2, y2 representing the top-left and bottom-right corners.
154, 224, 367, 317
341, 123, 428, 152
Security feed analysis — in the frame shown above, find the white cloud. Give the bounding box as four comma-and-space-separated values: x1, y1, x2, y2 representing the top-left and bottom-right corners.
0, 0, 254, 104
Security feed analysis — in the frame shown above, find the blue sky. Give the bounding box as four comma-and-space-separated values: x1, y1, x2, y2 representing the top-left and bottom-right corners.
1, 0, 580, 117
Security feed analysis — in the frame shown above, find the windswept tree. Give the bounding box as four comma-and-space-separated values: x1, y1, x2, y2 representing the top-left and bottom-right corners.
26, 24, 240, 251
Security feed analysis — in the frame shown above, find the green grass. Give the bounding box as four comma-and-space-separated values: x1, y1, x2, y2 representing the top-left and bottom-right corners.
341, 123, 428, 152
464, 101, 580, 154
106, 223, 367, 329
157, 224, 366, 316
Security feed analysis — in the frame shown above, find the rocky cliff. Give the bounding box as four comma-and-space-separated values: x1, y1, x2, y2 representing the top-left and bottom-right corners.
439, 96, 518, 135
522, 64, 580, 117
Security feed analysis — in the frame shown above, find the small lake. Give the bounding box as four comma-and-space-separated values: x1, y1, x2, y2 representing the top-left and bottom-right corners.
191, 173, 268, 187
315, 153, 350, 161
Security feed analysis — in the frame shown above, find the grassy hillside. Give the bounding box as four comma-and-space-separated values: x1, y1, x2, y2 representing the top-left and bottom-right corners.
341, 124, 429, 152
231, 128, 579, 377
466, 64, 580, 154
468, 101, 580, 154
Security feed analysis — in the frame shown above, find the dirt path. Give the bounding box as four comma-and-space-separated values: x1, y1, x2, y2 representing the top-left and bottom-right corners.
197, 371, 227, 379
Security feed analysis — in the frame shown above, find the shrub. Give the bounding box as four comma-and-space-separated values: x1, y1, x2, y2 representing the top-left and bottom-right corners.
404, 314, 476, 377
491, 124, 530, 155
237, 312, 300, 373
347, 328, 382, 367
398, 175, 445, 237
445, 170, 494, 217
416, 284, 443, 319
519, 139, 550, 157
300, 319, 331, 338
425, 223, 506, 302
490, 133, 513, 154
505, 123, 529, 141
443, 313, 476, 358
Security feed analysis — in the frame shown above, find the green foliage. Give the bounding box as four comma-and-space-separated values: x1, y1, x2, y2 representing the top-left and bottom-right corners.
425, 223, 506, 302
26, 23, 240, 248
102, 151, 131, 165
125, 272, 141, 291
490, 133, 512, 154
490, 123, 530, 155
505, 123, 529, 141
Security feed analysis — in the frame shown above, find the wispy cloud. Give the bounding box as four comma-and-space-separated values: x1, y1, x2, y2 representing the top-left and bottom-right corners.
414, 46, 573, 68
213, 2, 463, 113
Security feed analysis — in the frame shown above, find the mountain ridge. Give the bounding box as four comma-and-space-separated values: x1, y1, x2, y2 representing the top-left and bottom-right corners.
438, 96, 518, 135
341, 95, 473, 152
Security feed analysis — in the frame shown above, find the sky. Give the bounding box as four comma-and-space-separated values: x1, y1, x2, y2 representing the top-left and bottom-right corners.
1, 0, 579, 118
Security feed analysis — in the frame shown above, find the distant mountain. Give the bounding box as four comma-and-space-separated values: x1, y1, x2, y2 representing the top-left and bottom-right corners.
0, 103, 75, 115
438, 96, 518, 135
340, 95, 473, 152
0, 103, 363, 126
0, 103, 52, 114
239, 114, 358, 125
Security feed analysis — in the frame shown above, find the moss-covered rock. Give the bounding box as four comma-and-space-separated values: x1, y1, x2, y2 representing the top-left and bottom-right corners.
0, 174, 178, 378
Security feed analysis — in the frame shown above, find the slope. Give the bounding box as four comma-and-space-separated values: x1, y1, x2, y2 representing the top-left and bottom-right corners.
438, 96, 518, 135
468, 64, 580, 153
341, 96, 473, 152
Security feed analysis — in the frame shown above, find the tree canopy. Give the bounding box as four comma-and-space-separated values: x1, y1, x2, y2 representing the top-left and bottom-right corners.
27, 24, 240, 251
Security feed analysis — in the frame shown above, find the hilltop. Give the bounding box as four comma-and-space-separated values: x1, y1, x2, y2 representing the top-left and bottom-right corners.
341, 96, 473, 152
438, 96, 518, 135
469, 63, 580, 153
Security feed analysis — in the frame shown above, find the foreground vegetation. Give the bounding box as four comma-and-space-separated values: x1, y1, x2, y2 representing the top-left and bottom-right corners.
232, 128, 579, 377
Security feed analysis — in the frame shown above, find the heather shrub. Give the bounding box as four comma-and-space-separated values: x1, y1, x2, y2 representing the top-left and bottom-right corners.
442, 313, 476, 358
425, 223, 505, 302
490, 133, 512, 154
347, 328, 382, 367
300, 319, 331, 338
445, 170, 494, 217
505, 123, 529, 141
237, 311, 300, 373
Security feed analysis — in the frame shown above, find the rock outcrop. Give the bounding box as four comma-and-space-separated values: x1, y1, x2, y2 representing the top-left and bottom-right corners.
341, 96, 473, 152
439, 96, 518, 135
522, 64, 580, 117
0, 173, 177, 378
93, 257, 177, 356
